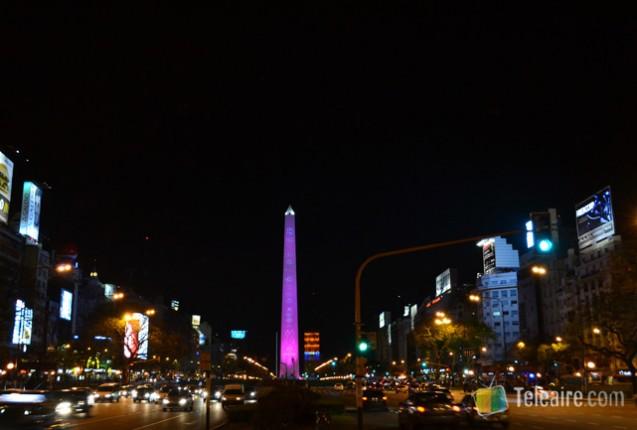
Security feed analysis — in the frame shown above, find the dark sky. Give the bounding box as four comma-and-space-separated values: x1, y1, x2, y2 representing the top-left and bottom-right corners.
3, 8, 637, 364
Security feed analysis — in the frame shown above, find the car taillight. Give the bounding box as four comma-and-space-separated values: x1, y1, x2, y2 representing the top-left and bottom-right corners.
416, 406, 426, 413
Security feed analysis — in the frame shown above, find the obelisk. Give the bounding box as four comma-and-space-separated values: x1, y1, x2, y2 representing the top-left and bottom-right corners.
279, 205, 300, 378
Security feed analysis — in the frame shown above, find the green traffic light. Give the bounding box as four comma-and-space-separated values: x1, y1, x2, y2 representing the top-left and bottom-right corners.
358, 341, 369, 353
538, 239, 553, 253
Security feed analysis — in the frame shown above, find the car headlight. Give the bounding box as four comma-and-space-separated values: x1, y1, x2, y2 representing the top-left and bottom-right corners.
201, 390, 208, 398
144, 393, 150, 398
88, 395, 95, 405
221, 396, 226, 401
179, 398, 187, 406
250, 392, 256, 398
214, 391, 222, 399
162, 399, 169, 404
131, 390, 138, 398
105, 394, 111, 398
56, 401, 73, 416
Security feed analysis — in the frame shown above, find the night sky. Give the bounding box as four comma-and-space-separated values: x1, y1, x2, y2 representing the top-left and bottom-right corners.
3, 8, 637, 364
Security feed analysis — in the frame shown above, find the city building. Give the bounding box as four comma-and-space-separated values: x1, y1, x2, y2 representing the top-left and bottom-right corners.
476, 236, 521, 363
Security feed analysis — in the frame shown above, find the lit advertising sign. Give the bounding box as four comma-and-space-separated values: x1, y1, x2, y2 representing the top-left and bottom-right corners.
18, 181, 43, 243
230, 330, 246, 339
60, 289, 73, 321
379, 312, 385, 329
192, 315, 201, 328
11, 300, 33, 345
303, 332, 320, 359
124, 313, 149, 360
482, 241, 496, 274
170, 300, 179, 311
104, 284, 115, 299
525, 221, 534, 248
435, 268, 452, 297
0, 151, 15, 224
576, 187, 615, 250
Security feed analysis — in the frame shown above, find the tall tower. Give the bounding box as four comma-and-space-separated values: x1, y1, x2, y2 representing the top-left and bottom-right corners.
279, 205, 300, 378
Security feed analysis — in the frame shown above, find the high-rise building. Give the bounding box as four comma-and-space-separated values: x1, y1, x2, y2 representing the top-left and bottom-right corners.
279, 206, 299, 378
476, 236, 521, 363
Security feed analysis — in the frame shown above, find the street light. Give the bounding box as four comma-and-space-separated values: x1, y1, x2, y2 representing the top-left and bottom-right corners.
6, 362, 15, 370
469, 294, 481, 303
531, 265, 547, 276
555, 336, 563, 343
55, 263, 73, 273
586, 361, 596, 370
592, 327, 601, 335
517, 341, 526, 350
145, 309, 156, 316
113, 292, 125, 300
481, 346, 487, 353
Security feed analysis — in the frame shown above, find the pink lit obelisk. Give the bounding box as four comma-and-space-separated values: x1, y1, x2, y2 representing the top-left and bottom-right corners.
279, 205, 300, 378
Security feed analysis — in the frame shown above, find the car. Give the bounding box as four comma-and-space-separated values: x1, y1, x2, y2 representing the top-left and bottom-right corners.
131, 385, 155, 403
0, 390, 62, 429
212, 386, 224, 402
52, 387, 95, 415
459, 394, 510, 428
120, 384, 134, 398
398, 391, 462, 430
162, 388, 194, 412
153, 385, 173, 404
94, 383, 121, 402
533, 385, 558, 401
221, 384, 246, 408
333, 383, 344, 391
362, 389, 387, 410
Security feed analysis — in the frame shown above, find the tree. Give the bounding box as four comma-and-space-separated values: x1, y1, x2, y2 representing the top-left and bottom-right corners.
569, 241, 637, 394
413, 318, 493, 382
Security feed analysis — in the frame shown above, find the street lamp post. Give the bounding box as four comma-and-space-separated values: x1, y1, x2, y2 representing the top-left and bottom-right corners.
354, 230, 518, 430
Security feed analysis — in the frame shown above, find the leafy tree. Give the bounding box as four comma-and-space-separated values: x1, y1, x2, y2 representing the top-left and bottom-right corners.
569, 241, 637, 394
413, 318, 493, 381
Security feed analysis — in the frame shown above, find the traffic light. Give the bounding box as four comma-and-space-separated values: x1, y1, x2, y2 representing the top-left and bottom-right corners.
529, 212, 555, 254
357, 339, 369, 354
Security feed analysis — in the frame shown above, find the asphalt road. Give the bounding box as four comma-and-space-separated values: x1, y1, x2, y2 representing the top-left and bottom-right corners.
323, 388, 637, 429
60, 397, 227, 430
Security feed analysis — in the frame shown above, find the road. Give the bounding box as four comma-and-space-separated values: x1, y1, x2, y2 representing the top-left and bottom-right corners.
61, 397, 227, 430
324, 388, 637, 429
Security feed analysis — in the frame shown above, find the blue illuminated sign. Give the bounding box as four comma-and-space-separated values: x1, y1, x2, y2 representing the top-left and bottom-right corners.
230, 330, 246, 339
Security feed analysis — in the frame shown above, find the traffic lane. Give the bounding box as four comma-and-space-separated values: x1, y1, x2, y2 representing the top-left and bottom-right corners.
510, 403, 637, 430
62, 398, 226, 429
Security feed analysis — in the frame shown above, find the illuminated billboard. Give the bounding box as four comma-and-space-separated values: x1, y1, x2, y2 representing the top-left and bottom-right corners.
19, 181, 43, 243
124, 313, 149, 360
60, 289, 73, 321
303, 332, 320, 360
192, 315, 201, 328
171, 300, 179, 311
11, 300, 33, 346
230, 330, 246, 339
576, 187, 615, 250
435, 268, 453, 297
104, 284, 115, 299
0, 151, 15, 224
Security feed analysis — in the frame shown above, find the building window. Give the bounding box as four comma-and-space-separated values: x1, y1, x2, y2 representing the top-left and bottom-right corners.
501, 290, 508, 297
492, 291, 500, 298
511, 300, 517, 305
510, 290, 517, 297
